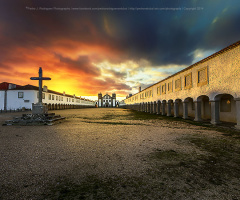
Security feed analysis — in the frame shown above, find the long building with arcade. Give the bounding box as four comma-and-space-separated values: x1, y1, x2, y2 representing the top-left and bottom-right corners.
122, 41, 240, 129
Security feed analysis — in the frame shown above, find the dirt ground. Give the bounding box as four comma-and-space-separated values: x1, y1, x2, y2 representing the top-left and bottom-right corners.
0, 108, 240, 200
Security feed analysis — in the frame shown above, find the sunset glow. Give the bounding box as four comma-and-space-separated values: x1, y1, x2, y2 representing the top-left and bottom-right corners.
0, 1, 240, 100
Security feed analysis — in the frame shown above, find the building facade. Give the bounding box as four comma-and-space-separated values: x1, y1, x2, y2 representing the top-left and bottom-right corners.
0, 83, 95, 111
122, 41, 240, 129
97, 93, 118, 107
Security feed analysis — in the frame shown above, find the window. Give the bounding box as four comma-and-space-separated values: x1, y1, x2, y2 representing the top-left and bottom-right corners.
162, 84, 166, 94
42, 93, 45, 99
56, 96, 58, 100
157, 86, 161, 95
48, 94, 51, 100
184, 73, 192, 89
197, 67, 208, 86
52, 95, 55, 100
61, 97, 63, 101
72, 99, 74, 102
18, 92, 24, 98
168, 82, 172, 93
175, 78, 181, 91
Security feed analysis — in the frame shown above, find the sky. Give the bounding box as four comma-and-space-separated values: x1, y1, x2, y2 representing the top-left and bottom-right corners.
0, 0, 240, 101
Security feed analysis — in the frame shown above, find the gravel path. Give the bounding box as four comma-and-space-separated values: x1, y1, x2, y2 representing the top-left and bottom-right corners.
0, 108, 240, 199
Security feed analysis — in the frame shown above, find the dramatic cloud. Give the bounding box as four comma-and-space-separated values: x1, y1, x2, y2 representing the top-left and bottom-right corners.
0, 0, 239, 99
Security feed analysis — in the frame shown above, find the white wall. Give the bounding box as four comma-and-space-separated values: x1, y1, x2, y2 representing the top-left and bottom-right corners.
7, 90, 37, 110
0, 91, 5, 110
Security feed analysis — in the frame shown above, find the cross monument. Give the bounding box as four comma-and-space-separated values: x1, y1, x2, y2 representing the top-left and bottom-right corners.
30, 67, 51, 114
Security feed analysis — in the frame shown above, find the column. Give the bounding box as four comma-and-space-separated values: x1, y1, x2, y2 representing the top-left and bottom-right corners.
182, 102, 188, 119
210, 100, 221, 125
162, 102, 166, 115
194, 101, 202, 121
174, 102, 179, 117
235, 98, 240, 129
157, 101, 161, 114
167, 102, 172, 117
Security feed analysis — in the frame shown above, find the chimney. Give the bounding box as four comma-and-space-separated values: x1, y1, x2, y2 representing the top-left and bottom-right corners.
139, 86, 141, 92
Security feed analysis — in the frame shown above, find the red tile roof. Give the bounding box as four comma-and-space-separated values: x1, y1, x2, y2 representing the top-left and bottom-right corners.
0, 82, 21, 90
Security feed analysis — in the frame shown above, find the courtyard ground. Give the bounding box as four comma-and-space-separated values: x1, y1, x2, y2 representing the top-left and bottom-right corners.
0, 108, 240, 200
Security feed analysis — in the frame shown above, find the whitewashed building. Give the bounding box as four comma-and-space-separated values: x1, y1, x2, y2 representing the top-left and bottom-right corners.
122, 40, 240, 129
0, 83, 95, 111
97, 93, 118, 107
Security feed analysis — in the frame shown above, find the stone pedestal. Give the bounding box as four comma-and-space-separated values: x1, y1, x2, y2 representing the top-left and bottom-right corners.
32, 103, 48, 115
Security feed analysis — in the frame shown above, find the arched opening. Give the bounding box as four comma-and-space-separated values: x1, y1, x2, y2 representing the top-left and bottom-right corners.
167, 99, 173, 116
162, 100, 167, 115
195, 95, 210, 121
174, 99, 183, 118
183, 97, 194, 119
214, 94, 236, 123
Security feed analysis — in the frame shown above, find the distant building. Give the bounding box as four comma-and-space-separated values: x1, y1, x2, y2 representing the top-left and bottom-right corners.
0, 82, 95, 111
97, 93, 118, 107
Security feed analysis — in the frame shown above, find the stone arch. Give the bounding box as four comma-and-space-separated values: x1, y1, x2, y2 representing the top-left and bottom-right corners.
153, 101, 157, 114
212, 93, 236, 124
174, 99, 183, 118
167, 99, 174, 116
150, 101, 153, 113
195, 95, 211, 121
48, 104, 51, 110
147, 102, 150, 113
161, 100, 167, 115
183, 97, 194, 119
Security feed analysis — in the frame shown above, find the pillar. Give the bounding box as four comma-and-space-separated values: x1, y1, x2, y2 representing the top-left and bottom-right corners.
194, 101, 202, 121
162, 102, 166, 115
210, 100, 221, 125
174, 102, 179, 117
167, 102, 172, 117
183, 102, 188, 119
235, 98, 240, 129
147, 102, 150, 113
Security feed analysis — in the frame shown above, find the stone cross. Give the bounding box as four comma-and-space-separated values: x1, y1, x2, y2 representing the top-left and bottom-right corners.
30, 67, 51, 103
